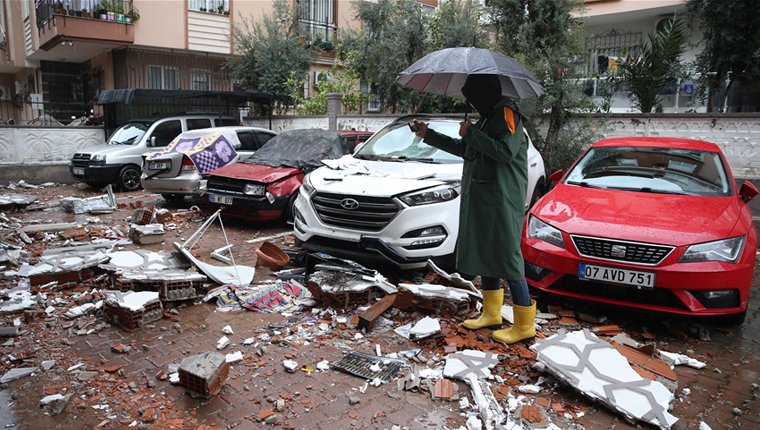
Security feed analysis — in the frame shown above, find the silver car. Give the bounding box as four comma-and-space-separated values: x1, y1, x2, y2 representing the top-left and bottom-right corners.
140, 126, 277, 201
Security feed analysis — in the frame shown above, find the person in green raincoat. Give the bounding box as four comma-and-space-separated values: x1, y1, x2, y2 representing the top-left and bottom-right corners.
411, 74, 536, 344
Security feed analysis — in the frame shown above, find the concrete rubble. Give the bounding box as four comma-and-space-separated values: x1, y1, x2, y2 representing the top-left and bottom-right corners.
0, 183, 747, 429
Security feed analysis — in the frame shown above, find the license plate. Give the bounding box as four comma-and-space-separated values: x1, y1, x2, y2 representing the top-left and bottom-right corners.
73, 167, 85, 176
209, 193, 233, 205
148, 161, 171, 170
578, 263, 655, 289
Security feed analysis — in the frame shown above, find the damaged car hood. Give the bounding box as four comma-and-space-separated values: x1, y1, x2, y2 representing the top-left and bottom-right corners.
208, 162, 301, 184
533, 184, 742, 247
309, 158, 462, 197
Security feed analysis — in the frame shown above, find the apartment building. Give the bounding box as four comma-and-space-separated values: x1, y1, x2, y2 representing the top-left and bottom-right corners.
574, 0, 708, 113
0, 0, 367, 125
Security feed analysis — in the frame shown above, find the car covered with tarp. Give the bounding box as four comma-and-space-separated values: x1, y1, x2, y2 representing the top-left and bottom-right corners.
195, 128, 352, 222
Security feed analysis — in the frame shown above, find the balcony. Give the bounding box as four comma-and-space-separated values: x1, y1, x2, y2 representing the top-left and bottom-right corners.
35, 0, 135, 57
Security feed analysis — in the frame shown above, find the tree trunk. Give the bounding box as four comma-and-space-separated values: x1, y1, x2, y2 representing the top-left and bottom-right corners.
544, 91, 564, 172
720, 78, 733, 113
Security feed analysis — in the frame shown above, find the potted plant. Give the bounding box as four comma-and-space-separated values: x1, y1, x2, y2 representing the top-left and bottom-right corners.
126, 6, 139, 23
82, 8, 91, 18
217, 4, 225, 14
114, 3, 124, 22
54, 1, 65, 15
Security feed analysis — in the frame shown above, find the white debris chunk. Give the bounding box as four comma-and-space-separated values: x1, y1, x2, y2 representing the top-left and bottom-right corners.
283, 359, 298, 373
409, 316, 441, 339
216, 336, 230, 350
316, 360, 330, 371
222, 325, 234, 335
518, 384, 541, 394
225, 351, 243, 363
243, 337, 255, 345
699, 422, 712, 430
658, 350, 707, 369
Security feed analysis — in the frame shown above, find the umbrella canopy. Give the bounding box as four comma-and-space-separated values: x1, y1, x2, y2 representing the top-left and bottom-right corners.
396, 47, 545, 99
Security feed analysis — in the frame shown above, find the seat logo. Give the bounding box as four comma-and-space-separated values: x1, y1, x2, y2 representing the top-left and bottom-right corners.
340, 198, 360, 210
610, 244, 627, 258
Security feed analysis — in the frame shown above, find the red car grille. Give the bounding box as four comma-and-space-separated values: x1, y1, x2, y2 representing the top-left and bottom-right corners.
570, 235, 674, 266
556, 276, 687, 310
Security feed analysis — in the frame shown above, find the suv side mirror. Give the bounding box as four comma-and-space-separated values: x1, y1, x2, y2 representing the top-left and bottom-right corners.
739, 180, 758, 203
150, 136, 156, 147
549, 170, 564, 185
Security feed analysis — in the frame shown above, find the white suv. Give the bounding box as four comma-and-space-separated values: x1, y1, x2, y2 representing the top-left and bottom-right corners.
293, 115, 546, 270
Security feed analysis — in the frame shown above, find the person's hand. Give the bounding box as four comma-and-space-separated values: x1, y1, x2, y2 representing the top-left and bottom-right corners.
412, 120, 428, 138
459, 120, 471, 137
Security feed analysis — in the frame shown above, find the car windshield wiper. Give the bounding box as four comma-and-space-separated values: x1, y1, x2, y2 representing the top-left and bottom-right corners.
394, 156, 440, 164
566, 180, 605, 189
610, 186, 691, 195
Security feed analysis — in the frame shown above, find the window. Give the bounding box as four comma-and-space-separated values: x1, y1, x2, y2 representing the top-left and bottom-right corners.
187, 118, 212, 130
255, 132, 276, 148
147, 65, 179, 90
297, 0, 336, 42
191, 69, 211, 90
236, 132, 257, 151
188, 0, 229, 13
149, 120, 182, 147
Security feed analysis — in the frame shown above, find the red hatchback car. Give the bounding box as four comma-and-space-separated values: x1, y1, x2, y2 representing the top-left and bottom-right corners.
522, 136, 758, 323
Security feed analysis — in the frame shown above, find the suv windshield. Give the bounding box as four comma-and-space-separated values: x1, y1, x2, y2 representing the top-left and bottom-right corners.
107, 122, 149, 145
565, 146, 732, 196
354, 120, 462, 163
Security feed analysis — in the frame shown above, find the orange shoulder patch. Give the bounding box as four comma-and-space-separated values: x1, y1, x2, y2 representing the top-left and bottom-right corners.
503, 107, 516, 135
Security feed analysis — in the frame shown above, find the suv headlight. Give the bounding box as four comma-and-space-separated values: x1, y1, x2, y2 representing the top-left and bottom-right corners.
527, 215, 565, 249
400, 184, 460, 206
90, 154, 106, 164
243, 183, 266, 196
679, 237, 744, 263
301, 174, 315, 196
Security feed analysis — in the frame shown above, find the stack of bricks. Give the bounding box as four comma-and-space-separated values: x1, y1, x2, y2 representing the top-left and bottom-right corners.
102, 292, 163, 331
179, 352, 230, 397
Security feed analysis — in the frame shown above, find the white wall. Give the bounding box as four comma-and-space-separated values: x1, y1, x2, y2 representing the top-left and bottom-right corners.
0, 126, 105, 165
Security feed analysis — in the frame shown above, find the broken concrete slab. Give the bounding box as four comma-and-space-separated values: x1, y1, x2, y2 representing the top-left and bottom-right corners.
128, 223, 165, 245
396, 282, 474, 315
102, 291, 162, 331
116, 269, 206, 302
18, 222, 79, 234
0, 366, 38, 384
20, 248, 109, 286
39, 393, 71, 416
443, 350, 499, 381
0, 193, 38, 209
531, 329, 678, 429
59, 185, 116, 214
100, 250, 189, 274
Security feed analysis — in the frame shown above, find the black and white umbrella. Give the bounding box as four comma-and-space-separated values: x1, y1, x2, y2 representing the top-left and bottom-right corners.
396, 47, 544, 99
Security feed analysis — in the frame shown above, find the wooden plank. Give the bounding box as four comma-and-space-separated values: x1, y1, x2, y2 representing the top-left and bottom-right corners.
357, 294, 396, 331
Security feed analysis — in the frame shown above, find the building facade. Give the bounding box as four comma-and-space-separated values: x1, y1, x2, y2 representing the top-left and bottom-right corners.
0, 0, 366, 125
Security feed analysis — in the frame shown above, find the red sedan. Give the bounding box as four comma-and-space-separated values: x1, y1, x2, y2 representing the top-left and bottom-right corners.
522, 136, 757, 323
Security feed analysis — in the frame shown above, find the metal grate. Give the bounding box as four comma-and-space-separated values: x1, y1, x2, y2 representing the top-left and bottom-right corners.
312, 192, 399, 231
207, 176, 249, 194
331, 352, 404, 383
571, 235, 674, 266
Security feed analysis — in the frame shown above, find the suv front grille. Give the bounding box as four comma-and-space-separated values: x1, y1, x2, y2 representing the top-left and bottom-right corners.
570, 235, 674, 266
71, 153, 91, 167
312, 192, 400, 231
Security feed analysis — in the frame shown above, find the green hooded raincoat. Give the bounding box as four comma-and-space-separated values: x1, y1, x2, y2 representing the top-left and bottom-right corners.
423, 98, 527, 280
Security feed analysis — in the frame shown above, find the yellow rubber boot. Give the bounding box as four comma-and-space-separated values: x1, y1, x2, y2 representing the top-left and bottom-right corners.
463, 289, 503, 330
492, 300, 536, 344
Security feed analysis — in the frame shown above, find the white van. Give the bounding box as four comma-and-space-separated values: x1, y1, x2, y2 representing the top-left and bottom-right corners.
69, 114, 238, 191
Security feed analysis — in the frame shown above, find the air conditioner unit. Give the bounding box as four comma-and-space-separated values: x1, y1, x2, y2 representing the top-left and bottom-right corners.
0, 86, 10, 101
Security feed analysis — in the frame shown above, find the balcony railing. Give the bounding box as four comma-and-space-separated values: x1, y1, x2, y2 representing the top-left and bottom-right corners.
36, 0, 139, 28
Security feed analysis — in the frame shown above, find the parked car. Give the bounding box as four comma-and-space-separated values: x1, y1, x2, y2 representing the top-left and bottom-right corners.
292, 115, 547, 270
140, 126, 277, 201
69, 114, 239, 191
522, 136, 758, 323
195, 128, 351, 222
338, 129, 374, 152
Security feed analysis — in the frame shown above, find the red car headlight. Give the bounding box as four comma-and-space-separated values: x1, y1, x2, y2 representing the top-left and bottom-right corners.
678, 237, 745, 263
527, 215, 565, 249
